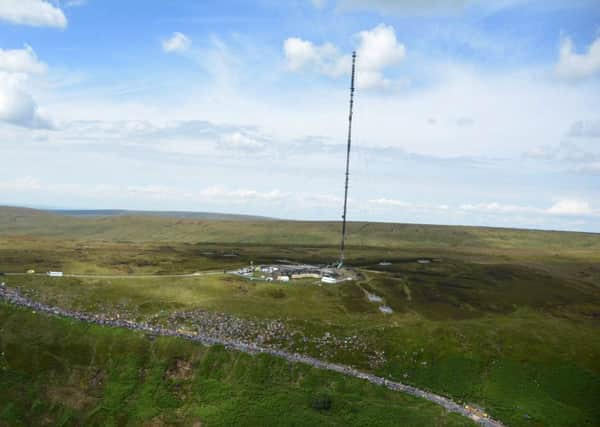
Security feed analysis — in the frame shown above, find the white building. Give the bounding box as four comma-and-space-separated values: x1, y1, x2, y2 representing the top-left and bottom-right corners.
291, 273, 320, 279
379, 305, 393, 314
321, 275, 338, 284
277, 275, 290, 282
47, 271, 63, 277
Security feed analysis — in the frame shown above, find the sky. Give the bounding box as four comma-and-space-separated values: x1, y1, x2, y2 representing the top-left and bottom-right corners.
0, 0, 599, 232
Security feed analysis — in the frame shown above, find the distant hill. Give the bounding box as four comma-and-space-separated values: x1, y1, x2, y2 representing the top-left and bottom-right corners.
0, 205, 599, 252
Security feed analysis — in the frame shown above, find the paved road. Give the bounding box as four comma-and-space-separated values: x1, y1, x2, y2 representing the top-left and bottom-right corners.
0, 283, 505, 427
3, 271, 224, 279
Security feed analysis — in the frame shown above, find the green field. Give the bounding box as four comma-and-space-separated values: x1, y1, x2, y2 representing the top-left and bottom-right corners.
1, 207, 599, 426
0, 304, 471, 427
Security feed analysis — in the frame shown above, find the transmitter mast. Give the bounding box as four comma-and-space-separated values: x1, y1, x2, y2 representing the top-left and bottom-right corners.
338, 51, 356, 268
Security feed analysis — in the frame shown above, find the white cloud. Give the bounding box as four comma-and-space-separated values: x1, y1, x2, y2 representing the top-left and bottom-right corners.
0, 0, 67, 28
369, 198, 599, 219
284, 24, 405, 89
0, 178, 291, 207
555, 35, 600, 81
0, 73, 53, 129
284, 38, 319, 71
311, 0, 327, 8
546, 199, 592, 216
0, 176, 42, 192
126, 185, 185, 200
162, 32, 192, 53
0, 45, 52, 129
218, 132, 264, 152
0, 45, 46, 74
283, 38, 349, 77
369, 198, 411, 207
368, 198, 453, 213
355, 24, 406, 88
198, 187, 288, 203
298, 193, 341, 208
459, 199, 598, 217
459, 202, 537, 214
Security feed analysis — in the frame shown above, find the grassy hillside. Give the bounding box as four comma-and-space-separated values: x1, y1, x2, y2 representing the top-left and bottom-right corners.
7, 270, 599, 427
1, 206, 599, 252
0, 304, 470, 427
1, 206, 599, 426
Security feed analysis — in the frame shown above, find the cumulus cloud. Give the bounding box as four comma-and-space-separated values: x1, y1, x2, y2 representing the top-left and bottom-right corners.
0, 73, 53, 129
0, 45, 46, 74
284, 23, 405, 89
355, 24, 405, 88
0, 45, 52, 129
0, 0, 67, 28
555, 35, 600, 81
162, 32, 192, 53
283, 38, 349, 77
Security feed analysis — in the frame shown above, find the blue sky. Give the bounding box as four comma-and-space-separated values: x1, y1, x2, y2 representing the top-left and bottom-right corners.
1, 0, 600, 231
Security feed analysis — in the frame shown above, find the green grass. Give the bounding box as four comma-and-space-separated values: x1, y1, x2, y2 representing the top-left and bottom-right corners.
0, 304, 471, 427
1, 206, 600, 426
2, 206, 600, 253
7, 268, 600, 426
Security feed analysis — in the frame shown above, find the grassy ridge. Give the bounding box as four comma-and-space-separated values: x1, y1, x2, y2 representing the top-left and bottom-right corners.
0, 304, 470, 427
1, 206, 599, 252
8, 272, 600, 427
1, 206, 599, 426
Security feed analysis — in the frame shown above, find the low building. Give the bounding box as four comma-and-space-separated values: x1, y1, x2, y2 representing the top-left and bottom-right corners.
47, 271, 64, 277
277, 275, 290, 282
291, 273, 320, 279
379, 305, 393, 314
321, 275, 339, 284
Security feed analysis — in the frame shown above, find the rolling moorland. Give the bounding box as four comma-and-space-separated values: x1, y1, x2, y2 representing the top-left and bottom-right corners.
0, 206, 599, 426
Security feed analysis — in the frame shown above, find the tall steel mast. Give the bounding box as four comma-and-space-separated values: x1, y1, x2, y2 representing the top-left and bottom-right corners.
339, 51, 356, 268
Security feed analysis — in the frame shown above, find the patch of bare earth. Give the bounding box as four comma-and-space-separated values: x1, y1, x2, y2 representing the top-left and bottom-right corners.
46, 385, 97, 411
46, 367, 104, 411
164, 359, 193, 381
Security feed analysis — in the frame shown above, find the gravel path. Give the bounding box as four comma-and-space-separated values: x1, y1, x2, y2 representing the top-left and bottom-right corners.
0, 282, 505, 427
3, 271, 223, 279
